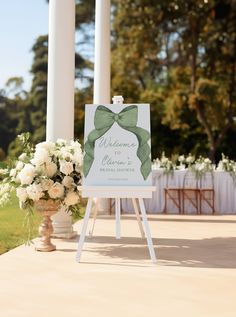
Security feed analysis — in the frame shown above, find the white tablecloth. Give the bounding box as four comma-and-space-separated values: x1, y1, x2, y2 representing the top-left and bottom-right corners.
121, 170, 236, 214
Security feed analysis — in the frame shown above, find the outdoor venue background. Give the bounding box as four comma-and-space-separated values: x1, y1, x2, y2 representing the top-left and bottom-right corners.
0, 0, 236, 163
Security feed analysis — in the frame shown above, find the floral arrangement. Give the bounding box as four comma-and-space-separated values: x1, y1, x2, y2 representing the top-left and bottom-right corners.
185, 154, 195, 167
217, 154, 236, 183
152, 152, 175, 174
153, 153, 196, 172
189, 156, 213, 178
0, 133, 83, 217
152, 152, 236, 183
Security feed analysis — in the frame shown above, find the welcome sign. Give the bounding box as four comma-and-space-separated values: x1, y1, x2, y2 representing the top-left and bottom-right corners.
83, 104, 152, 186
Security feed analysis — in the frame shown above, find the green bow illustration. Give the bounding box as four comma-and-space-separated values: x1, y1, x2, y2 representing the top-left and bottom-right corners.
84, 105, 152, 180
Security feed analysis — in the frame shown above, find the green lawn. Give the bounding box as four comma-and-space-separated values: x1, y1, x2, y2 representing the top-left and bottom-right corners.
0, 194, 86, 255
0, 195, 41, 255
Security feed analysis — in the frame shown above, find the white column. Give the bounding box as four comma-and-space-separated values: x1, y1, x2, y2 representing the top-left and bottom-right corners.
46, 0, 76, 238
94, 0, 111, 104
94, 0, 111, 214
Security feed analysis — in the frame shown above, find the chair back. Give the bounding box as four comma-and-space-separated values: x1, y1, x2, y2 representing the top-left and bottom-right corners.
166, 173, 176, 188
183, 171, 199, 189
199, 172, 214, 189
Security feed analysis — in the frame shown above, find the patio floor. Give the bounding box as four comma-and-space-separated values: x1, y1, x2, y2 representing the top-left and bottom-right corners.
1, 214, 236, 317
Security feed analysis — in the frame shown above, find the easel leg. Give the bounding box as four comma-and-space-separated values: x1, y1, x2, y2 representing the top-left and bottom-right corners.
132, 198, 145, 238
115, 198, 121, 239
138, 198, 157, 263
89, 198, 99, 237
76, 197, 93, 262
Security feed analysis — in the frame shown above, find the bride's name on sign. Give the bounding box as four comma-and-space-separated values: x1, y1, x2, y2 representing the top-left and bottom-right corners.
83, 104, 152, 186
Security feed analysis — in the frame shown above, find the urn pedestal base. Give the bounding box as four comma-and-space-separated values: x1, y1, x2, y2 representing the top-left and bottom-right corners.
35, 200, 59, 252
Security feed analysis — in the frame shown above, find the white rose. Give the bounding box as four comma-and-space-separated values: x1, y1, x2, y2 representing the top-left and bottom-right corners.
10, 168, 17, 178
18, 164, 36, 185
70, 140, 81, 149
60, 161, 73, 175
60, 147, 73, 161
197, 163, 204, 171
64, 191, 79, 206
62, 176, 74, 188
74, 164, 82, 174
36, 141, 55, 152
56, 139, 67, 146
31, 148, 51, 166
16, 187, 28, 203
186, 156, 194, 163
72, 149, 83, 165
16, 161, 24, 171
41, 178, 54, 191
45, 161, 57, 177
48, 182, 64, 199
18, 153, 27, 162
161, 157, 168, 164
178, 155, 185, 162
26, 183, 44, 201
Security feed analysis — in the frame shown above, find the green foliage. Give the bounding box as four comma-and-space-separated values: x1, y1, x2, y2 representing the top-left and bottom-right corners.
5, 77, 24, 97
75, 0, 95, 27
27, 35, 48, 144
0, 94, 22, 157
1, 0, 236, 162
111, 0, 236, 160
74, 86, 93, 143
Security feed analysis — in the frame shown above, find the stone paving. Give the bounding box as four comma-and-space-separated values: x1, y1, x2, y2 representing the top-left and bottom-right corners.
0, 214, 236, 317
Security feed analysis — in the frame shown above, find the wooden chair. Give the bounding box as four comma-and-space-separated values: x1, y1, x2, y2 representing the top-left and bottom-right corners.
199, 172, 215, 214
182, 171, 200, 214
164, 174, 182, 214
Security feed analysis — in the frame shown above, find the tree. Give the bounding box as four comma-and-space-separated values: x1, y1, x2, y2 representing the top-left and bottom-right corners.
0, 89, 30, 159
111, 0, 236, 160
0, 94, 15, 158
4, 77, 26, 98
177, 0, 236, 160
28, 35, 48, 143
74, 0, 95, 141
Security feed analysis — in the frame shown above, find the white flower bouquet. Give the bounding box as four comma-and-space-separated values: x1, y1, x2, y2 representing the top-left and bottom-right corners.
185, 153, 195, 167
176, 154, 186, 170
217, 154, 236, 183
0, 133, 83, 217
190, 156, 213, 178
159, 152, 175, 174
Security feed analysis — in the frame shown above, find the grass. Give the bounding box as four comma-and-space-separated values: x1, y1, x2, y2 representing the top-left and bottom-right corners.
0, 194, 86, 255
0, 194, 41, 255
0, 161, 40, 254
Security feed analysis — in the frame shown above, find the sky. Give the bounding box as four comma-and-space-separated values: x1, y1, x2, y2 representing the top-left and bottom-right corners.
0, 0, 49, 92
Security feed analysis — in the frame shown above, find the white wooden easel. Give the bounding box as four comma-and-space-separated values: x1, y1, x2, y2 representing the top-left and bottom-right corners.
89, 197, 145, 239
76, 186, 157, 263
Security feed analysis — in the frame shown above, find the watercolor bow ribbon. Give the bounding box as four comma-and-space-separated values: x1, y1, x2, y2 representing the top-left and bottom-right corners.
83, 105, 151, 180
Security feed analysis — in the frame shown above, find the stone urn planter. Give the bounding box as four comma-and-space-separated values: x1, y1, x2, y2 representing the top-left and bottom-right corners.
35, 199, 59, 252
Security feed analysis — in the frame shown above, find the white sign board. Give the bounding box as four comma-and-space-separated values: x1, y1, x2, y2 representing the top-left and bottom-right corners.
83, 104, 152, 186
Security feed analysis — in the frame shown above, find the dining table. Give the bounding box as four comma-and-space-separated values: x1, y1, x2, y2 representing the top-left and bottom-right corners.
121, 169, 236, 214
